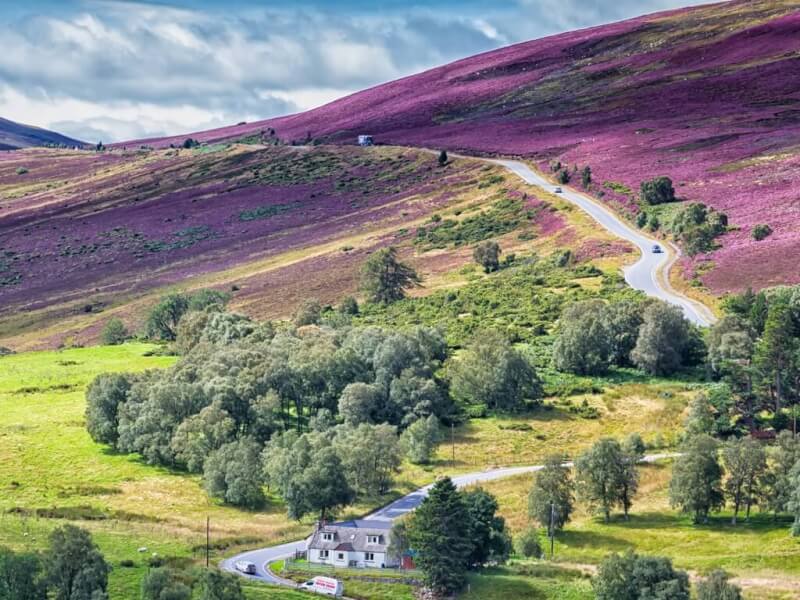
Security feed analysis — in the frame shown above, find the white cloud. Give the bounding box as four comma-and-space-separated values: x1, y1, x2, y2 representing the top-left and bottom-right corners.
0, 0, 719, 142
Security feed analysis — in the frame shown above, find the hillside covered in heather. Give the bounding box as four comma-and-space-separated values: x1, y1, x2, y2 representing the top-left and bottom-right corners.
0, 142, 621, 349
138, 0, 800, 293
0, 117, 84, 150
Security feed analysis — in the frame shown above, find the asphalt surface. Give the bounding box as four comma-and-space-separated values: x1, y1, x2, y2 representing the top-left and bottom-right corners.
493, 159, 715, 327
221, 454, 678, 587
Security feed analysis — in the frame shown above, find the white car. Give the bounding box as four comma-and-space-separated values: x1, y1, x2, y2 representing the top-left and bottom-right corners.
554, 186, 563, 193
652, 245, 664, 254
235, 561, 256, 575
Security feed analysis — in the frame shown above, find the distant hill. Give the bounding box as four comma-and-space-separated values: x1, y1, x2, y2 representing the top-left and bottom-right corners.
0, 117, 84, 150
131, 0, 800, 293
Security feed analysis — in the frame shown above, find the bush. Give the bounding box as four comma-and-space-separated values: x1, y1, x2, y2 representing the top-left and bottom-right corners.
556, 169, 571, 184
514, 528, 542, 558
594, 550, 689, 600
696, 569, 742, 600
640, 176, 676, 205
473, 241, 501, 273
15, 167, 28, 175
751, 224, 772, 241
101, 318, 128, 345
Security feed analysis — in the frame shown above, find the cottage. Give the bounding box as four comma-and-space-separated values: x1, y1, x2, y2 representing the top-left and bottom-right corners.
307, 519, 398, 569
357, 135, 374, 147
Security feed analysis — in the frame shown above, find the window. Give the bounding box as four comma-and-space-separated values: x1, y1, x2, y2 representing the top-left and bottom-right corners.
337, 553, 344, 560
319, 550, 329, 559
322, 533, 334, 542
367, 535, 380, 544
365, 552, 375, 562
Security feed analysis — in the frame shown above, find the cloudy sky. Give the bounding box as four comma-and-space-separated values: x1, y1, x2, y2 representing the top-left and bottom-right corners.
1, 0, 715, 143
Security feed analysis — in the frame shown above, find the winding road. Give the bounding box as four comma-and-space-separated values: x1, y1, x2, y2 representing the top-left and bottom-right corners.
492, 159, 715, 327
221, 454, 678, 587
221, 156, 714, 590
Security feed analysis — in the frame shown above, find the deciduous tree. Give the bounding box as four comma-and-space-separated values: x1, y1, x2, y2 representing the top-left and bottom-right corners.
669, 434, 724, 524
360, 247, 421, 304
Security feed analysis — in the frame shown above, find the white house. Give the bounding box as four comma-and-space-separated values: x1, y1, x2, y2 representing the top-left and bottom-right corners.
307, 519, 398, 569
357, 135, 374, 147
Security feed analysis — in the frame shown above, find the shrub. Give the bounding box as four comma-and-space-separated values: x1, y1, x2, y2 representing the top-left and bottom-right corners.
640, 176, 676, 205
100, 318, 128, 345
15, 167, 28, 175
751, 224, 772, 241
293, 297, 322, 326
593, 550, 690, 600
438, 150, 448, 166
581, 166, 592, 188
473, 241, 501, 273
556, 169, 571, 184
515, 528, 542, 558
696, 570, 742, 600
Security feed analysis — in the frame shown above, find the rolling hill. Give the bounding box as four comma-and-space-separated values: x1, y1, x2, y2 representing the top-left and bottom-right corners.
131, 0, 800, 294
0, 117, 84, 150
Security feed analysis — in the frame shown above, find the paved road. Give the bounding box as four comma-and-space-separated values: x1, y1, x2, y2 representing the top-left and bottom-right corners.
492, 159, 715, 327
221, 453, 678, 586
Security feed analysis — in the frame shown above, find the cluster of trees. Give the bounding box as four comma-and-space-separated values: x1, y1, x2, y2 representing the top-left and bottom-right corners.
553, 298, 703, 376
707, 286, 800, 430
669, 427, 800, 530
141, 567, 245, 600
640, 176, 676, 205
527, 434, 645, 536
670, 202, 728, 256
394, 478, 511, 596
593, 551, 742, 600
0, 525, 108, 600
87, 319, 455, 511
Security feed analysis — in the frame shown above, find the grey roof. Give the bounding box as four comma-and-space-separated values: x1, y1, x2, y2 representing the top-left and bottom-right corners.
308, 519, 391, 553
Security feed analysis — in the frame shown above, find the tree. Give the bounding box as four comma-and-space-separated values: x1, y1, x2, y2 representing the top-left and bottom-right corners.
203, 438, 265, 508
575, 439, 633, 522
722, 437, 766, 524
631, 301, 691, 376
293, 298, 322, 326
473, 241, 501, 273
400, 415, 441, 464
387, 521, 410, 565
514, 528, 542, 558
528, 454, 574, 533
789, 459, 800, 535
146, 294, 190, 341
685, 394, 715, 437
593, 550, 689, 600
581, 166, 592, 188
85, 372, 132, 447
755, 298, 798, 411
334, 423, 401, 496
751, 224, 772, 241
553, 301, 613, 375
764, 431, 800, 517
338, 382, 383, 426
0, 547, 46, 600
338, 296, 359, 315
640, 176, 676, 205
449, 330, 542, 412
462, 488, 511, 567
171, 403, 235, 473
100, 318, 128, 345
407, 477, 472, 595
197, 570, 245, 600
141, 568, 191, 600
605, 300, 644, 367
360, 247, 421, 304
696, 570, 743, 600
438, 150, 448, 166
45, 525, 109, 600
669, 434, 724, 524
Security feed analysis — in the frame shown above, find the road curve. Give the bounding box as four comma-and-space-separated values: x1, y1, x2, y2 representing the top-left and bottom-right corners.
221, 453, 678, 587
492, 159, 715, 327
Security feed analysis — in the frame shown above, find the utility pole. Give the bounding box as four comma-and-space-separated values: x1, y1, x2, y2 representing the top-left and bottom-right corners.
549, 502, 555, 559
451, 423, 455, 467
206, 516, 210, 568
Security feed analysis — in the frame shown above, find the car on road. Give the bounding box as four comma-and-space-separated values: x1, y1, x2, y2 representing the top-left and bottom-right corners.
235, 561, 257, 575
300, 576, 343, 596
652, 244, 663, 254
554, 186, 562, 193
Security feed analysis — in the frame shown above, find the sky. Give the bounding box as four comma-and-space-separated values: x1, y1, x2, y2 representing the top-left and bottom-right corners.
0, 0, 717, 143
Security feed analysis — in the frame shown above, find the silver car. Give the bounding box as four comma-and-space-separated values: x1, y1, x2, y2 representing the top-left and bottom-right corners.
554, 186, 562, 193
652, 245, 663, 254
235, 561, 256, 575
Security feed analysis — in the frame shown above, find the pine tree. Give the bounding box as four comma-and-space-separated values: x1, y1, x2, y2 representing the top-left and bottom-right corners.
407, 477, 472, 595
359, 247, 421, 304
